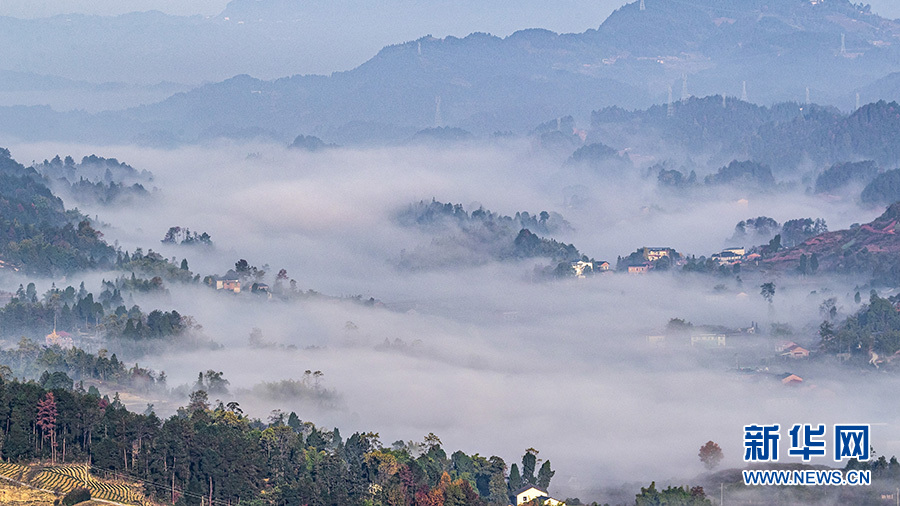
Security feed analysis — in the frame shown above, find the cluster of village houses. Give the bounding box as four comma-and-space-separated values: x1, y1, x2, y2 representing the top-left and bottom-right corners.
569, 245, 761, 277
644, 323, 812, 386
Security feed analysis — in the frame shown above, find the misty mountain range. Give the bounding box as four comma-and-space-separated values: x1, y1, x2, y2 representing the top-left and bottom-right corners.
4, 0, 900, 144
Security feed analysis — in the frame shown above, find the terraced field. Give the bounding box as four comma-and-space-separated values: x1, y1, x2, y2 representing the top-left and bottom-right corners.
0, 462, 30, 482
0, 463, 149, 506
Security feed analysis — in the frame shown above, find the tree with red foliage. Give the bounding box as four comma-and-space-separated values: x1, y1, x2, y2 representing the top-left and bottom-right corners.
698, 441, 723, 471
36, 392, 58, 463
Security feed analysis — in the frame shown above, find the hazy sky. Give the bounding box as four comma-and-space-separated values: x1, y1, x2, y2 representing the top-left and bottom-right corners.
0, 0, 626, 31
2, 0, 899, 22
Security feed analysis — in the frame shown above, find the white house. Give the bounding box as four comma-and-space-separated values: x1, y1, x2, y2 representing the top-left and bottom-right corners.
570, 260, 593, 278
515, 485, 565, 505
690, 333, 726, 347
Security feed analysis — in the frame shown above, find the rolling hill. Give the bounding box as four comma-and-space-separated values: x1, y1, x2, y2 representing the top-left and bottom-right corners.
765, 201, 900, 281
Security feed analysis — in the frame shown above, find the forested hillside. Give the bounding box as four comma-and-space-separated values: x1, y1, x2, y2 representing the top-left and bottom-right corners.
0, 377, 558, 506
0, 149, 115, 275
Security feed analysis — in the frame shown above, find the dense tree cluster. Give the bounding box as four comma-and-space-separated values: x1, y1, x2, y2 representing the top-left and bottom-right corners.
680, 256, 740, 276
513, 229, 580, 263
656, 159, 780, 192
33, 154, 152, 206
34, 154, 152, 185
115, 248, 197, 283
67, 178, 149, 205
861, 169, 900, 206
0, 281, 193, 345
161, 226, 213, 247
703, 160, 775, 189
0, 339, 160, 392
397, 200, 586, 269
0, 149, 115, 275
634, 482, 710, 506
595, 98, 900, 173
732, 216, 780, 244
815, 160, 879, 194
819, 293, 900, 360
781, 218, 827, 248
656, 166, 697, 189
566, 143, 632, 172
398, 199, 571, 237
0, 378, 556, 506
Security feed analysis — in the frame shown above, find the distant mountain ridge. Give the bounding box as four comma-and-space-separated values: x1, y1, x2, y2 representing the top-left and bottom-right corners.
593, 97, 900, 172
2, 0, 900, 143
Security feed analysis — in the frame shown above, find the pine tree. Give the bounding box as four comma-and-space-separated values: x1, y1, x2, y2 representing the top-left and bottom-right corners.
508, 463, 522, 495
536, 460, 555, 489
522, 450, 537, 485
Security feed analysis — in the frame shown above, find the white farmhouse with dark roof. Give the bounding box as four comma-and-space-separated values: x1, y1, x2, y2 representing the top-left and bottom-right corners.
515, 485, 565, 505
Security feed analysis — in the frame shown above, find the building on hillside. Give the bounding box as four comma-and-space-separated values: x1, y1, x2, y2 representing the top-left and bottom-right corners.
782, 344, 810, 359
641, 247, 674, 262
596, 261, 611, 271
776, 341, 798, 352
215, 278, 241, 293
781, 373, 803, 385
628, 263, 651, 274
570, 260, 593, 278
515, 485, 565, 505
691, 333, 727, 347
711, 250, 743, 266
45, 329, 74, 348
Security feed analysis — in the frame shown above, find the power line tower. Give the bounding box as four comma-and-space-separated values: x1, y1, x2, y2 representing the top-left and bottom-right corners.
856, 92, 861, 110
640, 0, 646, 11
841, 33, 846, 55
806, 86, 810, 105
741, 81, 748, 102
722, 94, 727, 108
681, 73, 688, 102
667, 86, 674, 117
434, 96, 442, 127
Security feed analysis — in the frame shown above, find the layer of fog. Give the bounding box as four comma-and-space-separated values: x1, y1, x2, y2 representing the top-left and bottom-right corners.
3, 139, 895, 501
